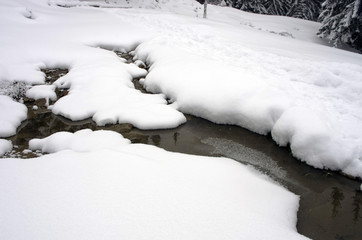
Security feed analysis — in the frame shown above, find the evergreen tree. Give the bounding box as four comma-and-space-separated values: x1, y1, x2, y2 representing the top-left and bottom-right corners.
318, 0, 362, 51
264, 0, 291, 16
225, 0, 322, 20
287, 0, 322, 21
229, 0, 268, 14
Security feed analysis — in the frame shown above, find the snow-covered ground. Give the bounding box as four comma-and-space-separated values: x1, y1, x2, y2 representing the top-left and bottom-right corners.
0, 0, 362, 238
0, 129, 309, 240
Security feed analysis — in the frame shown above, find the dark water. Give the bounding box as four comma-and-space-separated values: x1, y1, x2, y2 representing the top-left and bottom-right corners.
3, 53, 362, 240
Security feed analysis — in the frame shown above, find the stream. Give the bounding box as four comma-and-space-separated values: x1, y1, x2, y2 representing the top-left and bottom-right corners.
2, 51, 362, 240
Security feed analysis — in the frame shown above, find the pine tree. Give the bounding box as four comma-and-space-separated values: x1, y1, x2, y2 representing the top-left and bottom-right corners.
264, 0, 292, 16
287, 0, 322, 21
318, 0, 362, 51
220, 0, 361, 51
230, 0, 268, 14
225, 0, 322, 20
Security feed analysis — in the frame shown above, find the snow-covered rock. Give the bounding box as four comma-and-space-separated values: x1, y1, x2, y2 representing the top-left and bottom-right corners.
26, 84, 57, 106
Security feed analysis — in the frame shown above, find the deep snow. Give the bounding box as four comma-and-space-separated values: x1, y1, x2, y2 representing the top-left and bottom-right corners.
0, 0, 362, 238
0, 129, 308, 240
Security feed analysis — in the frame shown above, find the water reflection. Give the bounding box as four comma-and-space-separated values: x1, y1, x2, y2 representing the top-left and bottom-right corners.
352, 191, 362, 223
151, 135, 161, 146
331, 187, 345, 218
173, 132, 179, 145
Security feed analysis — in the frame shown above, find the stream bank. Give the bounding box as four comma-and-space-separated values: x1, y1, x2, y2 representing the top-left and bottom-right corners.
2, 51, 361, 240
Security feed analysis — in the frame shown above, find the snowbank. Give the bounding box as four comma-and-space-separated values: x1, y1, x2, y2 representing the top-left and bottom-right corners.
0, 129, 310, 240
51, 58, 186, 129
0, 95, 27, 137
134, 38, 362, 177
26, 84, 57, 106
29, 129, 130, 152
0, 139, 12, 156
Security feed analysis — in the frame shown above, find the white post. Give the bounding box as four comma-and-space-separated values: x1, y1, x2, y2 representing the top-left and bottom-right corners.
203, 0, 207, 19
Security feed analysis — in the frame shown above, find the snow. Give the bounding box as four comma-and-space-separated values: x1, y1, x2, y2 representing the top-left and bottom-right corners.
0, 81, 27, 100
0, 95, 27, 137
134, 38, 362, 176
0, 139, 12, 156
0, 129, 309, 240
26, 84, 57, 106
2, 0, 362, 237
51, 59, 186, 128
2, 0, 361, 162
131, 2, 362, 177
0, 0, 186, 129
353, 0, 361, 18
271, 107, 349, 170
29, 129, 130, 153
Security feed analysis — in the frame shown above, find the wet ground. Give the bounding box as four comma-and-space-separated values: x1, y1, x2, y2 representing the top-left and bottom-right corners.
2, 51, 362, 240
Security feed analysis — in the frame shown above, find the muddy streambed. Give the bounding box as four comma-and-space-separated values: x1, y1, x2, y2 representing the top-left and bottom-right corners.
2, 53, 362, 240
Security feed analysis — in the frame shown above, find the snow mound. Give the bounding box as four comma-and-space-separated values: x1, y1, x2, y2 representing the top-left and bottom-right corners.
0, 139, 12, 156
2, 129, 309, 240
0, 95, 27, 137
26, 84, 57, 106
51, 60, 186, 129
29, 129, 130, 153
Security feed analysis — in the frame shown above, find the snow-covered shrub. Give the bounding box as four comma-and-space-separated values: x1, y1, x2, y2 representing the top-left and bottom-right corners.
0, 81, 28, 100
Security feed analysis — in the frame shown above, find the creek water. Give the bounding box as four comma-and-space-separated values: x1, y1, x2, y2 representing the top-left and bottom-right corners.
3, 52, 362, 240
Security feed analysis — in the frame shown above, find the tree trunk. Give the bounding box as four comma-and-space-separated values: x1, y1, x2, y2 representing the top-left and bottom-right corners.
203, 0, 208, 18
